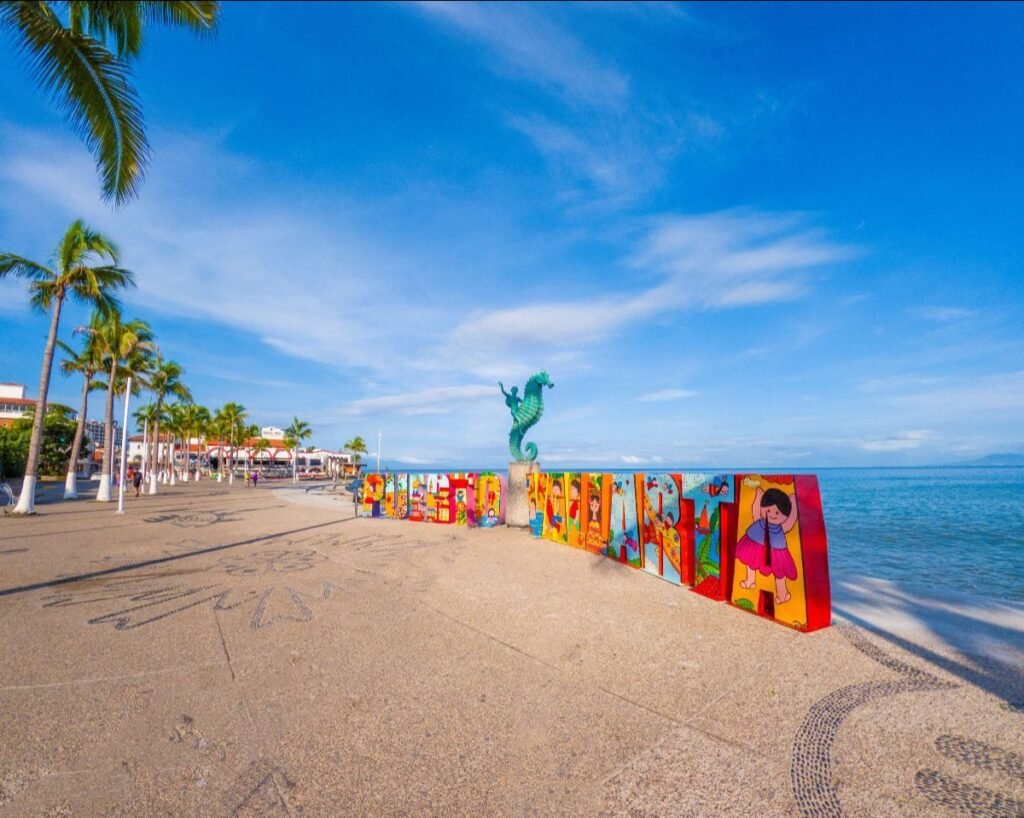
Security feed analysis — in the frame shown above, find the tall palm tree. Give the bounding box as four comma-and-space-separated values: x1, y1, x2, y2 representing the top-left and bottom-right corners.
90, 312, 154, 502
166, 401, 188, 485
344, 436, 367, 472
147, 357, 190, 494
286, 418, 312, 484
0, 1, 219, 204
56, 314, 104, 499
213, 402, 247, 485
133, 401, 161, 482
0, 220, 133, 513
177, 403, 209, 482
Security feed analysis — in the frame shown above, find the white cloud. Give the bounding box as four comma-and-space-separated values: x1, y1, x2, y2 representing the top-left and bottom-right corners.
419, 2, 629, 107
861, 430, 932, 452
621, 454, 646, 464
445, 210, 855, 377
916, 306, 979, 322
638, 389, 696, 402
340, 385, 497, 416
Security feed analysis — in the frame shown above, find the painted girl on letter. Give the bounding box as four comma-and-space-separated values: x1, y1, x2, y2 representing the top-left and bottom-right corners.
735, 487, 798, 604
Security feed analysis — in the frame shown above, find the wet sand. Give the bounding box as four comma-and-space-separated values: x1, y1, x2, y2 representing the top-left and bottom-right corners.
1, 479, 1021, 816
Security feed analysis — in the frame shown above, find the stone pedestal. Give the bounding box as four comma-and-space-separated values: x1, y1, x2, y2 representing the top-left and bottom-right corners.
505, 460, 539, 528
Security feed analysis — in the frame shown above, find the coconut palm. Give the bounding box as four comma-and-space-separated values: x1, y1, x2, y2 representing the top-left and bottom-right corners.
133, 401, 161, 484
89, 311, 154, 502
251, 437, 272, 470
0, 221, 134, 513
177, 403, 209, 482
166, 401, 189, 485
147, 357, 190, 494
213, 402, 247, 484
344, 436, 367, 468
0, 1, 219, 204
286, 418, 312, 483
56, 314, 104, 499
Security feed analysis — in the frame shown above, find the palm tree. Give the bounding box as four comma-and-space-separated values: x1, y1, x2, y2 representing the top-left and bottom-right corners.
213, 402, 247, 484
286, 418, 312, 483
133, 401, 161, 482
252, 437, 272, 470
177, 403, 209, 482
147, 357, 190, 494
0, 1, 219, 204
90, 312, 154, 501
56, 314, 104, 499
344, 436, 367, 475
166, 402, 189, 485
0, 220, 133, 513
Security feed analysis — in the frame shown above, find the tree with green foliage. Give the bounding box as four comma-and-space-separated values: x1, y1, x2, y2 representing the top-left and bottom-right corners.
286, 418, 312, 483
57, 313, 105, 499
1, 405, 88, 479
0, 0, 219, 204
88, 310, 154, 502
147, 356, 190, 494
0, 220, 133, 513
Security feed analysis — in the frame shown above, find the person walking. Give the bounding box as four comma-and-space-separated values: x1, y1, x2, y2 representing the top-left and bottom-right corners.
133, 467, 144, 497
252, 470, 260, 488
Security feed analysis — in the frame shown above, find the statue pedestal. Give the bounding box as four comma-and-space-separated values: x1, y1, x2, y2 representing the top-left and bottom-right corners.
506, 460, 539, 528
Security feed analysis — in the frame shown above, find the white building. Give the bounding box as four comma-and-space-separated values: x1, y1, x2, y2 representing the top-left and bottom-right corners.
0, 383, 35, 428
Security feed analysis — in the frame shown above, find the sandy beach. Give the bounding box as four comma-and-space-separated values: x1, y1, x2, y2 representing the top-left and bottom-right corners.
1, 480, 1021, 817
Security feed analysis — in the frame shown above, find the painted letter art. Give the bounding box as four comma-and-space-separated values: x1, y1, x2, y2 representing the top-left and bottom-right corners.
360, 468, 831, 632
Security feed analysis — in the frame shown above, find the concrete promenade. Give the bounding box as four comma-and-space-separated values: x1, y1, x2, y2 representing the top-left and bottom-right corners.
1, 480, 1022, 816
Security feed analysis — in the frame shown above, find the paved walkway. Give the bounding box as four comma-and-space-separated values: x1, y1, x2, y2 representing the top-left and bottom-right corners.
1, 481, 1022, 816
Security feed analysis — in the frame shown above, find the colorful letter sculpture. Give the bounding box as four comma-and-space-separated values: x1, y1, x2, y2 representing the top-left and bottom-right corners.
393, 473, 410, 520
640, 474, 688, 586
543, 472, 568, 544
409, 474, 427, 522
360, 473, 385, 518
582, 473, 611, 554
609, 473, 642, 567
353, 468, 831, 632
528, 472, 546, 537
685, 474, 734, 600
475, 472, 505, 528
383, 474, 397, 518
729, 474, 831, 632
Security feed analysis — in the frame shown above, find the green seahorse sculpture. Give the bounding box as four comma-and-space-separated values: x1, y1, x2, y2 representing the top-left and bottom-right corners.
499, 371, 554, 462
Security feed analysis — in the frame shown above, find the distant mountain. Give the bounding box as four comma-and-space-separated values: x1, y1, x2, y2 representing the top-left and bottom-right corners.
960, 453, 1024, 466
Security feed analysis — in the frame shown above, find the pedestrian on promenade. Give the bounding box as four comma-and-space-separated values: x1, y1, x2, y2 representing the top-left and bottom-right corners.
252, 470, 260, 488
132, 468, 143, 497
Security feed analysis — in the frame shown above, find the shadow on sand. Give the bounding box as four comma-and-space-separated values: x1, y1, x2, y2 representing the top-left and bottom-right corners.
832, 576, 1024, 705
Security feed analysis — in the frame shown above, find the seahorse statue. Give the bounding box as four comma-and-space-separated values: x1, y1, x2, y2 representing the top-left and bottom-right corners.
500, 371, 554, 462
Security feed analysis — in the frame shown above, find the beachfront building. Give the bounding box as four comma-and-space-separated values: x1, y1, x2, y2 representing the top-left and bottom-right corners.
125, 425, 362, 479
0, 383, 36, 428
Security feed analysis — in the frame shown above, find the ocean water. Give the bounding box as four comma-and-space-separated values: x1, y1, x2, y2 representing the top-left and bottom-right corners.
817, 467, 1024, 602
387, 465, 1024, 602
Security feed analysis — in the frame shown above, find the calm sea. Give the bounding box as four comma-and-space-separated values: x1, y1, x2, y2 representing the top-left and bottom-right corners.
384, 466, 1024, 602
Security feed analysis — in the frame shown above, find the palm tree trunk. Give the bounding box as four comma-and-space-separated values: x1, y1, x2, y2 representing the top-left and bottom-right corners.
149, 397, 162, 495
64, 373, 90, 500
96, 358, 117, 502
14, 297, 63, 514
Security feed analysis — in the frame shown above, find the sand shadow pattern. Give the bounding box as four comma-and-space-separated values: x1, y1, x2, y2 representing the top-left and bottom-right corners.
791, 624, 958, 818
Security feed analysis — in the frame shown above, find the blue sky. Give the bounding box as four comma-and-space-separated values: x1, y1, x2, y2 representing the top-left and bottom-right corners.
1, 2, 1022, 468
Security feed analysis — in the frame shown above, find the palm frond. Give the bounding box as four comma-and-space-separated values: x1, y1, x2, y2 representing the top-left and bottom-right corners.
2, 2, 150, 204
139, 1, 219, 35
0, 253, 54, 281
68, 1, 145, 57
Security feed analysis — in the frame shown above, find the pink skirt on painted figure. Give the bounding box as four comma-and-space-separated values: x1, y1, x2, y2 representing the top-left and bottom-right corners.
735, 524, 798, 580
